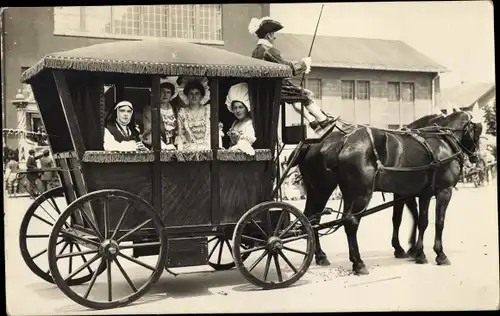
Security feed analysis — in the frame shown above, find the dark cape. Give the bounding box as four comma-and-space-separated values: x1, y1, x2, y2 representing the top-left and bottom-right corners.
105, 121, 140, 143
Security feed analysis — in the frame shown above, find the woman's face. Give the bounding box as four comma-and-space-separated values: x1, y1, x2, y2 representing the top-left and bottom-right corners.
160, 87, 173, 103
188, 88, 202, 106
232, 101, 248, 120
116, 106, 133, 125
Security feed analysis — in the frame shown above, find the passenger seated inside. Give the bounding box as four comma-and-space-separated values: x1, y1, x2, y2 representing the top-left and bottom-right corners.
225, 82, 256, 156
176, 77, 212, 151
142, 76, 179, 150
103, 100, 147, 152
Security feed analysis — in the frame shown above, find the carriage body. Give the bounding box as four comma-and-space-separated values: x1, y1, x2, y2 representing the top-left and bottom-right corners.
21, 39, 293, 271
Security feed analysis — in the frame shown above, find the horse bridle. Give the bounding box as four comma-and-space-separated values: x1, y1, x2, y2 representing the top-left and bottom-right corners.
438, 115, 480, 160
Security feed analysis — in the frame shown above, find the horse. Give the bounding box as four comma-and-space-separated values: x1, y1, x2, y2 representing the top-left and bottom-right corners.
334, 111, 482, 275
288, 113, 443, 266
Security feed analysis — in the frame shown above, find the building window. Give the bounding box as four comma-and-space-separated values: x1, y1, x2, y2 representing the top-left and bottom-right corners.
356, 81, 370, 100
53, 5, 223, 42
402, 82, 415, 102
388, 82, 400, 101
341, 80, 354, 100
306, 79, 322, 100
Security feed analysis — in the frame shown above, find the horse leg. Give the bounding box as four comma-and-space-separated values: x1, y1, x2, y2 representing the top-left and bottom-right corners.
414, 194, 431, 264
391, 195, 407, 258
342, 194, 371, 275
303, 181, 334, 266
406, 197, 419, 258
434, 187, 452, 265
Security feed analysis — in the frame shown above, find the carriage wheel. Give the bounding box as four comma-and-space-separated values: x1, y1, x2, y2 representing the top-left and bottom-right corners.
233, 201, 315, 289
19, 186, 105, 285
206, 236, 251, 271
47, 189, 167, 310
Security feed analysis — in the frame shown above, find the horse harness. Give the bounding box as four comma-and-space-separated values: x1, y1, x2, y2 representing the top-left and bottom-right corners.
365, 125, 466, 190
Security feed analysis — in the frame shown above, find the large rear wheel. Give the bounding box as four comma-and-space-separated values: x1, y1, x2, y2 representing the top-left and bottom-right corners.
47, 189, 167, 310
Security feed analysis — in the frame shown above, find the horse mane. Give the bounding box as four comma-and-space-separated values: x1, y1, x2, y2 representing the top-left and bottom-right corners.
428, 111, 470, 128
406, 114, 443, 129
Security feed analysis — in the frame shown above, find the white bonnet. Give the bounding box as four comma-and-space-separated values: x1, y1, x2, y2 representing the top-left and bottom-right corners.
225, 82, 251, 113
114, 100, 133, 110
160, 76, 179, 99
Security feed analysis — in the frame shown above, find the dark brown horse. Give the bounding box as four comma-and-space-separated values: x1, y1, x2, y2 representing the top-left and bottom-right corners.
334, 111, 482, 274
289, 113, 443, 266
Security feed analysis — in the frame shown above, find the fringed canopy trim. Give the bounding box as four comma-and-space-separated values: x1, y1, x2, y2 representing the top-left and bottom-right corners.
82, 151, 155, 163
217, 149, 273, 161
160, 150, 213, 162
53, 151, 77, 159
21, 55, 293, 83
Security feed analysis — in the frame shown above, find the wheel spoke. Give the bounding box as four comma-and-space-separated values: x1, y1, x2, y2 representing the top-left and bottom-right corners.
274, 253, 283, 282
117, 219, 152, 243
263, 253, 272, 281
241, 244, 267, 256
48, 196, 61, 215
278, 217, 301, 238
60, 231, 100, 247
114, 258, 137, 293
64, 253, 101, 282
118, 252, 156, 272
84, 258, 104, 299
278, 250, 298, 273
57, 248, 99, 259
32, 213, 53, 227
74, 244, 95, 275
111, 202, 132, 240
273, 211, 286, 236
248, 250, 268, 272
68, 244, 73, 275
31, 239, 64, 260
103, 198, 110, 240
120, 242, 161, 249
224, 239, 234, 259
264, 211, 273, 236
106, 259, 112, 302
241, 235, 266, 244
251, 220, 268, 239
79, 207, 104, 241
282, 246, 308, 256
207, 236, 217, 244
282, 234, 308, 244
217, 239, 224, 265
26, 234, 50, 238
208, 239, 221, 260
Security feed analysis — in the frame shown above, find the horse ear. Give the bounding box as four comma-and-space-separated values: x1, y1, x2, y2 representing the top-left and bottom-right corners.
452, 108, 458, 113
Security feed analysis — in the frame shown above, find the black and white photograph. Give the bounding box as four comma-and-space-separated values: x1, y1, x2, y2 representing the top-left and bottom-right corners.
2, 2, 497, 314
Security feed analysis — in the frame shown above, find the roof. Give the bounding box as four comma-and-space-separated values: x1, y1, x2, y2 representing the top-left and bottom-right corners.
276, 33, 449, 73
438, 82, 496, 109
21, 39, 292, 83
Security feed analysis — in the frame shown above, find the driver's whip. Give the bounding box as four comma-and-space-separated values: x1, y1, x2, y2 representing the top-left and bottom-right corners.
299, 3, 324, 89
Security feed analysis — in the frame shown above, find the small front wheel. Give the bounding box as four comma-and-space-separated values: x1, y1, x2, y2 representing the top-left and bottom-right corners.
232, 201, 315, 290
47, 189, 167, 310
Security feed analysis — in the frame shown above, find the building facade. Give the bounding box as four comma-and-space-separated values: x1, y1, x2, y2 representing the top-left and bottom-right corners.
2, 4, 269, 137
277, 33, 448, 131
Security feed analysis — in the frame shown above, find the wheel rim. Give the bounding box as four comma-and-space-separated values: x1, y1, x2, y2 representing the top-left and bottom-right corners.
232, 201, 315, 289
19, 186, 102, 285
206, 236, 250, 271
47, 189, 167, 310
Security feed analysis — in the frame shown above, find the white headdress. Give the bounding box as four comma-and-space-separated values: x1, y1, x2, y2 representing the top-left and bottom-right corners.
160, 76, 179, 99
226, 82, 251, 113
178, 77, 211, 106
114, 100, 133, 110
248, 17, 262, 35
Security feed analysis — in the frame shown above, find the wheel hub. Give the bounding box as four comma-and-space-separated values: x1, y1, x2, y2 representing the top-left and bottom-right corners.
268, 236, 283, 252
99, 239, 120, 259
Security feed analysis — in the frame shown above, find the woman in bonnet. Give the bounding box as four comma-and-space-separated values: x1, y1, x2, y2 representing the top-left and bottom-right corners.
142, 76, 179, 150
225, 82, 256, 156
176, 77, 213, 151
103, 100, 147, 151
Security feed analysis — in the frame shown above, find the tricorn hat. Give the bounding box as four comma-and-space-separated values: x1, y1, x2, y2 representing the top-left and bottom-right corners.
248, 17, 283, 37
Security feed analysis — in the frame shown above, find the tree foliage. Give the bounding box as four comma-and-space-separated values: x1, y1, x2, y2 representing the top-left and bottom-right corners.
483, 98, 496, 135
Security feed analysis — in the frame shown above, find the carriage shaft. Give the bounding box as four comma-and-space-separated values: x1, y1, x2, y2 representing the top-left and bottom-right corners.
314, 195, 412, 232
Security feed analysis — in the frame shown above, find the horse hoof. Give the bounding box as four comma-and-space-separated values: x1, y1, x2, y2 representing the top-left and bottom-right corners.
436, 256, 451, 266
316, 257, 331, 266
394, 250, 409, 259
354, 266, 370, 275
407, 248, 418, 259
415, 256, 428, 264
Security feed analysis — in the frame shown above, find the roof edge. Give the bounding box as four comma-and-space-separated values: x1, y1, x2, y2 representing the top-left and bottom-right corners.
311, 62, 449, 74
21, 55, 293, 82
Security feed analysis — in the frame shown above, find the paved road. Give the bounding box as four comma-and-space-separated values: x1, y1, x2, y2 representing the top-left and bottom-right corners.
5, 183, 499, 314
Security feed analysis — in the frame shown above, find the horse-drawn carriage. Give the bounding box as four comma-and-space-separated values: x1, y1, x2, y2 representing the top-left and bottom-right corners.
17, 38, 483, 311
